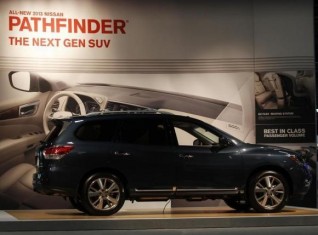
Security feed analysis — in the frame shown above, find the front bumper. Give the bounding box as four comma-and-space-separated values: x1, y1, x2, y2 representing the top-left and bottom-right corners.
290, 162, 313, 198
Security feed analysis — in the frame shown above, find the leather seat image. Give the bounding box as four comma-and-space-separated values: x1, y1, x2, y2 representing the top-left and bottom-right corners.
254, 74, 276, 109
262, 72, 288, 109
0, 163, 71, 209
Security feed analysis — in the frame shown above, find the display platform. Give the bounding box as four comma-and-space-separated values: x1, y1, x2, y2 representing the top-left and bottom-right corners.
1, 206, 318, 235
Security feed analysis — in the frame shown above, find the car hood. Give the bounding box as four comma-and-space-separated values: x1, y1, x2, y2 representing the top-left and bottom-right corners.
242, 143, 300, 157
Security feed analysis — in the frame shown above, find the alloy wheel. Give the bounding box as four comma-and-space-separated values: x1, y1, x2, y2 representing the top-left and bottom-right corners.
81, 173, 125, 215
88, 177, 121, 211
254, 175, 285, 209
248, 171, 288, 212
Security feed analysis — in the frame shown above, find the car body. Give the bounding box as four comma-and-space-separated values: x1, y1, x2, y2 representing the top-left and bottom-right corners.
33, 111, 312, 215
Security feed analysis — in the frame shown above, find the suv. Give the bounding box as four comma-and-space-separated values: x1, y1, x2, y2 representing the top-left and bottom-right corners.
33, 111, 312, 215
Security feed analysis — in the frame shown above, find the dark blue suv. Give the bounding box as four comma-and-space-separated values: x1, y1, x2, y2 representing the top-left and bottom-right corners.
33, 111, 312, 215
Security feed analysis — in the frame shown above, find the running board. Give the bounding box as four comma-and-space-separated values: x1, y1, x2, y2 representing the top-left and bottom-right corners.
131, 187, 240, 198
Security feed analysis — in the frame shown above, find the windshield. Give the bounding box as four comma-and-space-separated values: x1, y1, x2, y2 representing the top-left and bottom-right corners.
192, 126, 219, 144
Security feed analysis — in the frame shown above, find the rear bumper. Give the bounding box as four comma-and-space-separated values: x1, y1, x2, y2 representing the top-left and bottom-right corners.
33, 172, 76, 197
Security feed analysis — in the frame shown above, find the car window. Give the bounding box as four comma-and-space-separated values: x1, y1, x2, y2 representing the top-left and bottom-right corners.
75, 119, 118, 141
172, 120, 220, 146
118, 118, 169, 146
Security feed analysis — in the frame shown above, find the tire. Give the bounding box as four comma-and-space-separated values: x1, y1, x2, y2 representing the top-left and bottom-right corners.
80, 173, 125, 216
224, 198, 250, 211
248, 171, 288, 213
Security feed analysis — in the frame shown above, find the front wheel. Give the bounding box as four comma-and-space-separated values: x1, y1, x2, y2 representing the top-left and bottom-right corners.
248, 171, 289, 213
80, 173, 125, 216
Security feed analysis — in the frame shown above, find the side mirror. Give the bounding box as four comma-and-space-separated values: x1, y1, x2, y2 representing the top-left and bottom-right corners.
219, 137, 232, 147
9, 71, 31, 91
9, 71, 52, 92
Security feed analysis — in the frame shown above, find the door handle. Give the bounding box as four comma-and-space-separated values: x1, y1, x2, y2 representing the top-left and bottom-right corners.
19, 101, 39, 117
179, 154, 194, 159
114, 151, 131, 157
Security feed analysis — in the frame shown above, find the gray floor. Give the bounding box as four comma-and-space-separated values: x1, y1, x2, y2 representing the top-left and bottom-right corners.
1, 207, 318, 235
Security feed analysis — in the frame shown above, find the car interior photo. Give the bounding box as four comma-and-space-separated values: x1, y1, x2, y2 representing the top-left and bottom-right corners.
0, 70, 254, 210
254, 71, 314, 111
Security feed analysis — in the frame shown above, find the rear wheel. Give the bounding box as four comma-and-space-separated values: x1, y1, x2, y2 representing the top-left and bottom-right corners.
80, 173, 125, 216
248, 171, 288, 213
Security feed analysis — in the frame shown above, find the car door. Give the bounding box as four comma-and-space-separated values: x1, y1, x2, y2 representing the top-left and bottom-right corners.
0, 71, 52, 175
111, 116, 177, 197
169, 117, 244, 195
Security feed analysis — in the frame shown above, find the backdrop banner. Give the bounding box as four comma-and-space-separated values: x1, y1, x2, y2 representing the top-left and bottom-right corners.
0, 0, 316, 210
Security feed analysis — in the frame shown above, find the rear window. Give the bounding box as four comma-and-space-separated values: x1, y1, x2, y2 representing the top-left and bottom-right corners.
75, 120, 118, 141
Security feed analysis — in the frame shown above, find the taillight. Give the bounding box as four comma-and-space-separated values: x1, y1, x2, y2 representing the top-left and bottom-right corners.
43, 145, 74, 160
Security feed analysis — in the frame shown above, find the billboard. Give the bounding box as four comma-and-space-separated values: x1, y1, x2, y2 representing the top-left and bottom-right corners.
0, 0, 316, 210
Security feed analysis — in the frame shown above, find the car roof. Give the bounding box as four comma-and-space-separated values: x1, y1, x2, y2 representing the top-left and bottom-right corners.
51, 110, 244, 145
